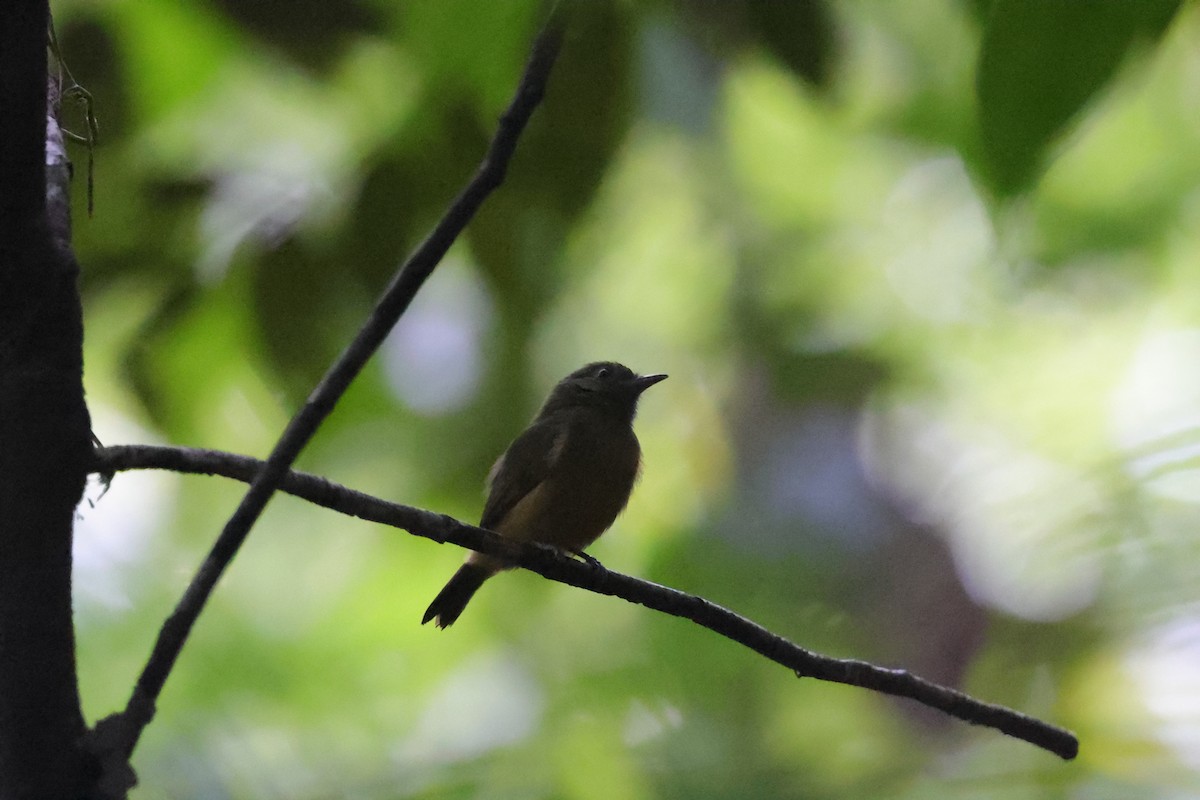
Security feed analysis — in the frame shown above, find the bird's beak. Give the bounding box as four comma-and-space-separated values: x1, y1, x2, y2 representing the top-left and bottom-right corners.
631, 373, 668, 394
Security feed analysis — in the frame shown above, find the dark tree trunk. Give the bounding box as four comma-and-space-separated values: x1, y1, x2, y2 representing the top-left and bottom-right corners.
0, 0, 92, 796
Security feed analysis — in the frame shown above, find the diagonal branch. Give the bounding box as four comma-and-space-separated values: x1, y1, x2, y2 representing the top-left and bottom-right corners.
94, 444, 1080, 761
110, 6, 568, 760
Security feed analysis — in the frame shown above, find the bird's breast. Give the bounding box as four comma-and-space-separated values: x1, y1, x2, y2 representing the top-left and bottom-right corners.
497, 414, 641, 550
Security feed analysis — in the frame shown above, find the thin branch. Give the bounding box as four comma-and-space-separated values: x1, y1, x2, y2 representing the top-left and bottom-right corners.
111, 7, 568, 760
49, 18, 99, 217
95, 444, 1080, 762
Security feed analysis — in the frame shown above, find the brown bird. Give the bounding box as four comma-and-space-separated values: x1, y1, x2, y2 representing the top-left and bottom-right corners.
422, 361, 666, 628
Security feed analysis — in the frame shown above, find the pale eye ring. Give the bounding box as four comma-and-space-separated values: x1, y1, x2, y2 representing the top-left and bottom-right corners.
595, 367, 610, 378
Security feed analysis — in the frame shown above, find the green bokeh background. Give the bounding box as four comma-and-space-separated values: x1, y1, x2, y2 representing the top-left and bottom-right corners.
60, 1, 1200, 797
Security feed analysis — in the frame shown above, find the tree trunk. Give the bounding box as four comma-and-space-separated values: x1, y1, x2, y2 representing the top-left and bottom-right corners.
0, 0, 92, 795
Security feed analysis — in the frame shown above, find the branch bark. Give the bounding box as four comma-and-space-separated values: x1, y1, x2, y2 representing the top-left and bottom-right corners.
0, 2, 93, 796
94, 444, 1080, 761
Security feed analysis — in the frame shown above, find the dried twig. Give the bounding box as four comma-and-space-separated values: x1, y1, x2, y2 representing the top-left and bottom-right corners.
105, 6, 568, 760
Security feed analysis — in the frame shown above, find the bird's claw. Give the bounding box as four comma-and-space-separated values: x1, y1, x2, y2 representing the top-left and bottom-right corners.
571, 549, 604, 571
529, 542, 605, 574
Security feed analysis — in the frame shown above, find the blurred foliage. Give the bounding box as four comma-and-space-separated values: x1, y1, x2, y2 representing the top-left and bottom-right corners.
977, 0, 1183, 195
57, 0, 1200, 797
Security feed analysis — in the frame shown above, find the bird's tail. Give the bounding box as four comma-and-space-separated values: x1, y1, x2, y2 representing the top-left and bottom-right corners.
422, 563, 493, 628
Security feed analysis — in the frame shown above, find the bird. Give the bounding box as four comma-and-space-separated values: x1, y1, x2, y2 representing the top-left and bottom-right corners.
422, 361, 667, 628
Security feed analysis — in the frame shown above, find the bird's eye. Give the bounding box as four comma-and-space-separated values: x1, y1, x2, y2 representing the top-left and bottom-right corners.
595, 367, 610, 378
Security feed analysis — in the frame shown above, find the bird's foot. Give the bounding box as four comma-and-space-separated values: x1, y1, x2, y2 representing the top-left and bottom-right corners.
569, 549, 604, 571
529, 542, 606, 574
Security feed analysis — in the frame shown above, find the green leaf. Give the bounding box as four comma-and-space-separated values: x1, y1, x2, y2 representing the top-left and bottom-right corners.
977, 0, 1181, 195
743, 0, 835, 88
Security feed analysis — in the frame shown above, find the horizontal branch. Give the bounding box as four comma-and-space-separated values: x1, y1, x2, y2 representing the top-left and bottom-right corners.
93, 443, 1080, 761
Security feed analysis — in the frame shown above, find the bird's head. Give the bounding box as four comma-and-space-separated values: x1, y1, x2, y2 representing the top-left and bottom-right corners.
539, 361, 667, 422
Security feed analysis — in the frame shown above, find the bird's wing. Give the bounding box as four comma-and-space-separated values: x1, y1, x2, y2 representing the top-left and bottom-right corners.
480, 416, 567, 531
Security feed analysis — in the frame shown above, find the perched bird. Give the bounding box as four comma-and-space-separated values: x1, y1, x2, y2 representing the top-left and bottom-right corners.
422, 361, 667, 628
